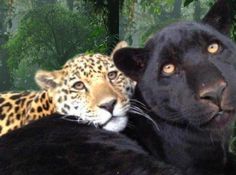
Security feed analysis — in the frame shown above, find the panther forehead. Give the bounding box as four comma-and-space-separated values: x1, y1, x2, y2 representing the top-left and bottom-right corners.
145, 22, 234, 67
150, 22, 226, 48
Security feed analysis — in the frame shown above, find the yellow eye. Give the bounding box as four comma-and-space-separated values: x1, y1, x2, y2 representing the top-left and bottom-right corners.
207, 43, 220, 54
162, 64, 176, 76
108, 71, 118, 80
72, 81, 85, 90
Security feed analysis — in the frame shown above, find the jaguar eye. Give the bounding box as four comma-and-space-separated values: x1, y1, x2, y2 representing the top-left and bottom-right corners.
72, 81, 85, 90
108, 71, 118, 80
207, 43, 220, 54
162, 63, 176, 76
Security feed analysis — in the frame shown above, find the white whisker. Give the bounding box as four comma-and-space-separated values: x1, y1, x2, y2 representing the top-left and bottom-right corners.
129, 107, 160, 132
130, 99, 147, 108
130, 101, 149, 111
61, 115, 79, 122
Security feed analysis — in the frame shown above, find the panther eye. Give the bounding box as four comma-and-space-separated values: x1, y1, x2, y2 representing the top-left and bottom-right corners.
108, 71, 118, 80
207, 43, 220, 54
72, 81, 85, 90
162, 64, 176, 76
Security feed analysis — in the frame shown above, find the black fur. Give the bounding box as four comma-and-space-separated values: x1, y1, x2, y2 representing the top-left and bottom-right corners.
114, 1, 236, 175
0, 114, 182, 175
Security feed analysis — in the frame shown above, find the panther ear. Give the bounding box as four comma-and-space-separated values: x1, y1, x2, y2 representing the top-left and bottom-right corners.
110, 41, 129, 58
202, 0, 232, 34
35, 70, 63, 90
113, 47, 149, 81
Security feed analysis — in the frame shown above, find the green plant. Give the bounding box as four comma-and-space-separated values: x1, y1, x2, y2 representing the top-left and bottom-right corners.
5, 4, 107, 90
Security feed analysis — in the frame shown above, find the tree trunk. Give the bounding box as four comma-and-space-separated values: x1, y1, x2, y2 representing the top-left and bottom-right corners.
0, 50, 11, 91
66, 0, 74, 11
35, 0, 57, 6
172, 0, 182, 18
0, 1, 11, 91
107, 0, 119, 53
193, 0, 201, 21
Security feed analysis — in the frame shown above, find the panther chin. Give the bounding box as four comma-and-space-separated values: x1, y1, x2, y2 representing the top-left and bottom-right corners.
200, 110, 235, 129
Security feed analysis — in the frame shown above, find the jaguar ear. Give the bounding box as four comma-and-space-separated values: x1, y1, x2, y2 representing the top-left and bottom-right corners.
35, 70, 63, 90
202, 0, 232, 34
110, 41, 129, 58
113, 47, 149, 81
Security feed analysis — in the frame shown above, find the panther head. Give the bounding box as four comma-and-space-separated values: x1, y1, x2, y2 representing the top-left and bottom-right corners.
114, 0, 236, 132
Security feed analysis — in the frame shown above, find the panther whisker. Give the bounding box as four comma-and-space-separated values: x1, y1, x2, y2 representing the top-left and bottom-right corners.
130, 102, 150, 112
130, 104, 150, 113
131, 103, 149, 112
127, 122, 135, 129
151, 105, 182, 121
130, 99, 148, 108
129, 107, 160, 131
130, 104, 181, 125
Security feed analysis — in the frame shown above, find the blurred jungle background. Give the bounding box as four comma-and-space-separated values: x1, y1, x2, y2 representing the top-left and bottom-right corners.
0, 0, 236, 152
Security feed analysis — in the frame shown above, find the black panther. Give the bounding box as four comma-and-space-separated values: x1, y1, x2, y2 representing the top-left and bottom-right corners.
114, 0, 236, 174
0, 0, 235, 175
0, 114, 181, 175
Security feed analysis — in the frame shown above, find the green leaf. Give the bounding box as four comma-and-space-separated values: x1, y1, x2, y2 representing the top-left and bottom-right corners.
4, 4, 108, 90
184, 0, 195, 7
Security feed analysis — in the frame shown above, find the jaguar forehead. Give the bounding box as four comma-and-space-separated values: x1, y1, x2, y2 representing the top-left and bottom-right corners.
64, 55, 112, 79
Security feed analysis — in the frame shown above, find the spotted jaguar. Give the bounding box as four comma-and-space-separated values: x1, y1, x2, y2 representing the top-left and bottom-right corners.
0, 41, 136, 136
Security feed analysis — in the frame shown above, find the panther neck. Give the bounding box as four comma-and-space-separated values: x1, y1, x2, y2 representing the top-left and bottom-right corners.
157, 120, 231, 175
126, 113, 232, 175
127, 88, 233, 175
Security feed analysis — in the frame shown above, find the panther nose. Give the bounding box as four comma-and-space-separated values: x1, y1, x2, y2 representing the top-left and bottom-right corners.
99, 99, 117, 113
199, 81, 226, 105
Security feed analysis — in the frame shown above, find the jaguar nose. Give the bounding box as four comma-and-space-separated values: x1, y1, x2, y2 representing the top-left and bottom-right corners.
199, 80, 227, 106
98, 99, 117, 114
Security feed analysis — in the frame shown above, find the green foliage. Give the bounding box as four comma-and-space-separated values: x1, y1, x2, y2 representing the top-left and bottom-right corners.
183, 0, 214, 7
121, 0, 204, 46
230, 134, 236, 154
229, 0, 236, 42
184, 0, 195, 7
184, 0, 236, 42
5, 4, 107, 90
121, 0, 178, 46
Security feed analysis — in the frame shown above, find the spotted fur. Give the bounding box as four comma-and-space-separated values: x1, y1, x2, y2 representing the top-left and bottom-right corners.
0, 41, 136, 136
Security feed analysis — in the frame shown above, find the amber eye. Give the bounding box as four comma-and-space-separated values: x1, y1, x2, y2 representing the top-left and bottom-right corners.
72, 81, 85, 90
162, 64, 176, 76
207, 43, 220, 54
108, 71, 118, 80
